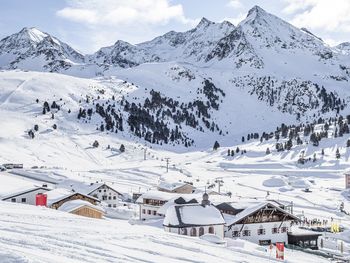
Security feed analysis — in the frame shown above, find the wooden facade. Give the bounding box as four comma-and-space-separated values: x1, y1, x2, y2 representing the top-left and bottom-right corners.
51, 193, 99, 209
70, 206, 104, 219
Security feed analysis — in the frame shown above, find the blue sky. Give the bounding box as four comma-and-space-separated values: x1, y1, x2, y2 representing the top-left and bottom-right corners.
1, 0, 349, 53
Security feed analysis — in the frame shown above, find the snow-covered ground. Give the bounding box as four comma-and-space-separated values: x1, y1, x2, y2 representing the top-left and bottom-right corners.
0, 202, 330, 263
0, 70, 349, 262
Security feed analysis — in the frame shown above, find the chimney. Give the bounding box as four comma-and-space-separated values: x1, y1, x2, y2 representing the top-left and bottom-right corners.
201, 192, 210, 207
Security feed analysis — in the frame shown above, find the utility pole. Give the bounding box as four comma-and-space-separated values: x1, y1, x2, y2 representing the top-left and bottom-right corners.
165, 158, 170, 173
215, 178, 224, 194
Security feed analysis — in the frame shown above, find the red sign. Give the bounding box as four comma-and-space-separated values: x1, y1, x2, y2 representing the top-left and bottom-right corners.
36, 193, 47, 206
276, 242, 284, 260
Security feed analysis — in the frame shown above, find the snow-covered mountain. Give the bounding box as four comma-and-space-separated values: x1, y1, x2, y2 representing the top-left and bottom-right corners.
1, 6, 350, 148
0, 27, 84, 72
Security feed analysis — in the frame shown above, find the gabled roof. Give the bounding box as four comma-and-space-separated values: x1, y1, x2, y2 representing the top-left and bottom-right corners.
58, 200, 105, 214
225, 202, 300, 226
136, 190, 181, 203
163, 204, 225, 228
215, 202, 244, 215
157, 196, 199, 215
157, 181, 192, 192
75, 183, 123, 196
46, 188, 100, 207
1, 186, 50, 200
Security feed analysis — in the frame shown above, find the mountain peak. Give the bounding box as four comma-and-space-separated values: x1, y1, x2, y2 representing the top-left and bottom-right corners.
247, 5, 267, 17
18, 27, 47, 43
196, 17, 214, 29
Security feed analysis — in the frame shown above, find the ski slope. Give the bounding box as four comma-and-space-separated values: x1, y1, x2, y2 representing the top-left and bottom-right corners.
0, 201, 329, 263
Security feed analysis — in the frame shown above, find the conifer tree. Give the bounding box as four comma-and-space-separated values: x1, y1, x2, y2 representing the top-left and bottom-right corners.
213, 141, 220, 150
120, 144, 125, 152
336, 148, 341, 159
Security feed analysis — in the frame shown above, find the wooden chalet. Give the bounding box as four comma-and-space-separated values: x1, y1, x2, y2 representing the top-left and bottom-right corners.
225, 202, 300, 245
46, 188, 100, 210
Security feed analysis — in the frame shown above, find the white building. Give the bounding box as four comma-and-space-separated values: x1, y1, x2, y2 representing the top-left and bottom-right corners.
136, 190, 199, 220
1, 186, 50, 205
78, 183, 123, 208
163, 193, 225, 238
225, 202, 299, 245
136, 190, 181, 220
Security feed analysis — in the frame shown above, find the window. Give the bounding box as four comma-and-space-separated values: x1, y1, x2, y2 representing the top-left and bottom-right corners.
199, 227, 204, 236
104, 190, 107, 192
208, 226, 214, 234
243, 230, 251, 236
99, 190, 102, 193
113, 196, 116, 200
108, 196, 112, 200
142, 209, 146, 214
11, 198, 16, 202
148, 210, 151, 215
272, 227, 279, 234
21, 198, 26, 203
108, 204, 112, 207
181, 228, 187, 235
281, 227, 288, 233
257, 228, 266, 235
190, 228, 197, 236
232, 231, 240, 237
113, 204, 117, 208
153, 210, 157, 215
102, 196, 107, 200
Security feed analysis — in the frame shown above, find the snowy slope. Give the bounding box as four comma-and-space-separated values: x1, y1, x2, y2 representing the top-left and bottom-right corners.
0, 201, 330, 263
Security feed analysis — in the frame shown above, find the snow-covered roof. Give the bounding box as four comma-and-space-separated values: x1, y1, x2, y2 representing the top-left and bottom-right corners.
73, 182, 123, 196
58, 200, 105, 214
157, 196, 199, 215
1, 186, 50, 200
136, 190, 182, 203
225, 202, 300, 226
157, 181, 192, 191
46, 188, 99, 206
289, 228, 322, 236
163, 204, 225, 227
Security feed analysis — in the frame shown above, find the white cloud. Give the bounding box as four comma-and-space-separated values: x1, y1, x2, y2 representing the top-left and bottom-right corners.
57, 0, 194, 26
227, 0, 243, 9
283, 0, 350, 32
56, 0, 198, 53
282, 0, 317, 14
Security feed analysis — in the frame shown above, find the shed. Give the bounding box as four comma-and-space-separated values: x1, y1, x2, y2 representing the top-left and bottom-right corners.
287, 231, 322, 250
58, 200, 105, 219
